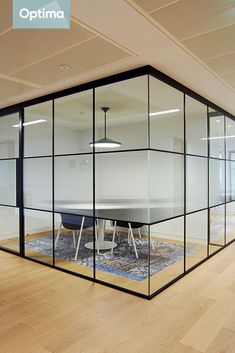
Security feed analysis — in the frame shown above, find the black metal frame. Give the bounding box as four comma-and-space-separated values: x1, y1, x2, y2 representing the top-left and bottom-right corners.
0, 65, 234, 300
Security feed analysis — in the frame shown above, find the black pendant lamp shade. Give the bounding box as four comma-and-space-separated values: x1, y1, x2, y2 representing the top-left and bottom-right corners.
89, 107, 122, 148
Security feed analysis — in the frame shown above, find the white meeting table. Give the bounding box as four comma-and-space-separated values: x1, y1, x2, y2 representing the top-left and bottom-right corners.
53, 200, 182, 251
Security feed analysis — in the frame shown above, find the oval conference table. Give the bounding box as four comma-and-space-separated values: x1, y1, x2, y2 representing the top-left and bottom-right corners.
52, 200, 183, 251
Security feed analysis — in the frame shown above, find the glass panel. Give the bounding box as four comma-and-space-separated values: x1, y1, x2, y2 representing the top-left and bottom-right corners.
150, 75, 184, 153
225, 117, 235, 160
95, 219, 149, 295
54, 212, 93, 278
226, 202, 235, 244
24, 209, 53, 264
95, 151, 149, 224
226, 161, 235, 202
0, 113, 19, 158
54, 154, 93, 216
209, 205, 225, 254
55, 90, 93, 155
209, 159, 225, 206
24, 101, 52, 157
24, 157, 52, 211
95, 76, 148, 152
150, 217, 184, 295
186, 156, 207, 213
0, 206, 19, 252
186, 210, 207, 270
149, 150, 184, 223
209, 109, 224, 159
185, 96, 207, 156
0, 159, 16, 206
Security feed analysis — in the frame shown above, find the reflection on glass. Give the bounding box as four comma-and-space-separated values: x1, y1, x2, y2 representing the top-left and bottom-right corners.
95, 76, 148, 152
54, 212, 93, 278
226, 202, 235, 244
186, 156, 207, 212
226, 117, 235, 160
150, 217, 184, 294
186, 210, 207, 270
55, 90, 93, 155
0, 206, 19, 252
209, 205, 225, 254
226, 161, 235, 202
0, 159, 16, 206
209, 159, 225, 206
0, 113, 19, 158
209, 109, 224, 159
24, 158, 52, 211
149, 151, 184, 222
150, 76, 184, 153
24, 101, 52, 157
186, 96, 207, 156
96, 219, 149, 295
54, 154, 93, 216
24, 209, 53, 264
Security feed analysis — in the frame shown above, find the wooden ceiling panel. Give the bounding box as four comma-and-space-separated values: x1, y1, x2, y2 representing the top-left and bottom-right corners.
0, 79, 33, 99
222, 71, 235, 88
150, 0, 235, 40
0, 21, 95, 75
205, 52, 235, 76
0, 0, 12, 34
182, 24, 235, 59
11, 37, 133, 85
130, 0, 178, 13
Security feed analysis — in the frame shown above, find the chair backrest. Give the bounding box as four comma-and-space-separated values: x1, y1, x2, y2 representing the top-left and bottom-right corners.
115, 220, 144, 229
61, 214, 93, 230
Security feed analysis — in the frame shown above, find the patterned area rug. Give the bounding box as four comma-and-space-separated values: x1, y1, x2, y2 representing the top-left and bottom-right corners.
25, 231, 196, 281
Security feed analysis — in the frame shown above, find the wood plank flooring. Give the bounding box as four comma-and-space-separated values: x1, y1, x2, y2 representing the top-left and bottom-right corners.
0, 242, 234, 353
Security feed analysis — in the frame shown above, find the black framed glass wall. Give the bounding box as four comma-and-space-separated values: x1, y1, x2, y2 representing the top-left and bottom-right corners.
0, 66, 234, 299
0, 112, 20, 253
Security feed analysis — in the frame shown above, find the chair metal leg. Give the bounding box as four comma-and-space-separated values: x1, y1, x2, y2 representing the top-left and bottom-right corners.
127, 228, 131, 245
128, 223, 138, 258
95, 223, 100, 255
55, 222, 62, 248
111, 221, 117, 254
72, 231, 76, 248
138, 228, 142, 239
74, 217, 85, 261
151, 236, 155, 250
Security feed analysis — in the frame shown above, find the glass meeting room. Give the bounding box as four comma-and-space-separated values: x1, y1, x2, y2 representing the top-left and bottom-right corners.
0, 67, 234, 298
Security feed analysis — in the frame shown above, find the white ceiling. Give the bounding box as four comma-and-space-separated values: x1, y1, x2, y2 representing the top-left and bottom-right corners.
0, 0, 235, 117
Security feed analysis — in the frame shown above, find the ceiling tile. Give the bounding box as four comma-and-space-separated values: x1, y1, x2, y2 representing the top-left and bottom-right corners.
182, 24, 235, 59
0, 21, 95, 75
222, 71, 235, 88
11, 37, 132, 85
0, 79, 33, 99
0, 0, 12, 34
205, 52, 235, 76
130, 0, 178, 13
150, 0, 235, 40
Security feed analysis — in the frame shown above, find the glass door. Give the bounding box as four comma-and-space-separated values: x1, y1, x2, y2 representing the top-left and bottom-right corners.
0, 112, 20, 253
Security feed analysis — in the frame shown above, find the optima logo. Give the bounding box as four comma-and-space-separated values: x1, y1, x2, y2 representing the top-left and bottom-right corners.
13, 0, 70, 29
19, 8, 65, 22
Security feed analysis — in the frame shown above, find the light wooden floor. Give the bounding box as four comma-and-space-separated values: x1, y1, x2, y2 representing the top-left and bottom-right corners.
0, 242, 235, 353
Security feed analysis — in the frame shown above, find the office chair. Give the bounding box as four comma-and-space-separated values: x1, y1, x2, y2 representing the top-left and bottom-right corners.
111, 221, 155, 258
55, 214, 99, 259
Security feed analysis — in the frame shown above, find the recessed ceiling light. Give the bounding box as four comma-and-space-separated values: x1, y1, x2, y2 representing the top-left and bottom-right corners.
12, 119, 46, 128
149, 109, 180, 117
59, 64, 71, 70
201, 135, 235, 141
